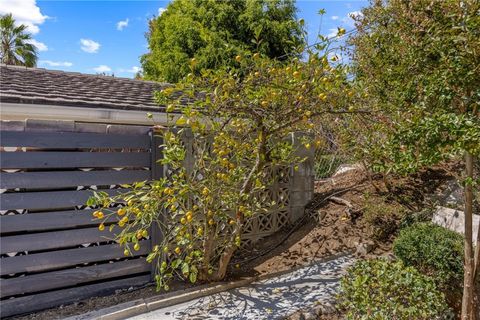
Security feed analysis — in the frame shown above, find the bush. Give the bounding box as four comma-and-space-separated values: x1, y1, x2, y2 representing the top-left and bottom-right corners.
339, 259, 449, 320
363, 196, 406, 241
393, 222, 464, 288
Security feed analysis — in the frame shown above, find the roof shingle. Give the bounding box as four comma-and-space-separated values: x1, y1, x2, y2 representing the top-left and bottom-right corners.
0, 64, 169, 112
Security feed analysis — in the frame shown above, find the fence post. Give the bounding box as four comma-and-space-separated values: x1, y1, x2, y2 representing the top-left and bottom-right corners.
288, 132, 315, 223
149, 128, 163, 282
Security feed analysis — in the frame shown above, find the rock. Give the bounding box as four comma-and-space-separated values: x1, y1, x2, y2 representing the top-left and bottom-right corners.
333, 163, 363, 177
303, 312, 316, 320
432, 206, 480, 238
316, 304, 337, 315
433, 180, 464, 210
381, 252, 396, 261
355, 241, 375, 256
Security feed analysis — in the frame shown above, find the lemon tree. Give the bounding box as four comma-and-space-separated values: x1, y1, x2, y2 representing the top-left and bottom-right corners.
89, 44, 357, 289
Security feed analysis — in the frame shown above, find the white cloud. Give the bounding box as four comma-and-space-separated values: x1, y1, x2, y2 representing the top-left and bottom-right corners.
0, 0, 48, 34
119, 66, 141, 73
80, 38, 100, 53
39, 60, 73, 67
116, 18, 129, 31
331, 16, 339, 20
327, 28, 338, 38
26, 39, 48, 51
93, 65, 111, 73
158, 7, 166, 16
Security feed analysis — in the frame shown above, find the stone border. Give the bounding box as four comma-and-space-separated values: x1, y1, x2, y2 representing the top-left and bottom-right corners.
65, 252, 352, 320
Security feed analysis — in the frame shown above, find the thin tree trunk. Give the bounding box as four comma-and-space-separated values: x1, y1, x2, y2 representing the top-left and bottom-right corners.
462, 151, 475, 319
212, 127, 266, 281
199, 226, 215, 281
471, 156, 479, 320
473, 157, 480, 278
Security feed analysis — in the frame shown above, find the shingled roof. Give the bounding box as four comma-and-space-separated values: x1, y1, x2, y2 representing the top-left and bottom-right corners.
0, 64, 169, 112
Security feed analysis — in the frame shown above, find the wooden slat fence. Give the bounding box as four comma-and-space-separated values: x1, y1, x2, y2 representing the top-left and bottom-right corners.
0, 120, 162, 318
0, 120, 314, 318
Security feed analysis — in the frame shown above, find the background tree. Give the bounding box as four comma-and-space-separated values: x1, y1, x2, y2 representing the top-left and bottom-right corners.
349, 0, 479, 318
0, 13, 38, 67
140, 0, 304, 83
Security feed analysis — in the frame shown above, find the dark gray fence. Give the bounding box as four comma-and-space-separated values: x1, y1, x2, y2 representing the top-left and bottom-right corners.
0, 120, 313, 318
0, 120, 161, 318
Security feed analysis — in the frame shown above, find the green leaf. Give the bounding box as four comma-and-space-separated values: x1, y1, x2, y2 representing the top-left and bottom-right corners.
86, 196, 97, 207
146, 253, 156, 263
189, 271, 197, 283
181, 262, 189, 274
171, 259, 182, 269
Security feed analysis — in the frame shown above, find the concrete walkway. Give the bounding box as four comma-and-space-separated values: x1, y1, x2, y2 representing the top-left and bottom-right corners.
127, 254, 355, 320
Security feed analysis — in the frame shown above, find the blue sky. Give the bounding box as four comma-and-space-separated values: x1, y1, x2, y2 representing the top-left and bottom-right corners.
0, 0, 367, 78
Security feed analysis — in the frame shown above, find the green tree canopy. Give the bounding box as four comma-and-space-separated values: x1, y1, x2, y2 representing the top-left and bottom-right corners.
349, 0, 479, 317
140, 0, 304, 83
349, 0, 479, 173
0, 13, 38, 67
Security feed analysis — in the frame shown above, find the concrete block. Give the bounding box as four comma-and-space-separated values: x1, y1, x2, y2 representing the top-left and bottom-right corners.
290, 191, 308, 206
432, 206, 480, 238
290, 206, 305, 223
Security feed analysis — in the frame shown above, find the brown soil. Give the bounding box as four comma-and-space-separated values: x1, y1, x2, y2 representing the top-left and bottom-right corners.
10, 164, 457, 320
234, 164, 456, 277
10, 281, 196, 320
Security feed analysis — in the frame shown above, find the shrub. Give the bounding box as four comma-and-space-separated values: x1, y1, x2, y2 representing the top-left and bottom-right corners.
362, 196, 406, 241
339, 259, 449, 320
89, 43, 357, 288
393, 222, 464, 288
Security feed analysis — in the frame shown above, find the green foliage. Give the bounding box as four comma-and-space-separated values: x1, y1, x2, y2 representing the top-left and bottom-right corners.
339, 259, 450, 320
362, 195, 406, 241
393, 222, 464, 289
141, 0, 305, 82
349, 0, 480, 173
0, 13, 38, 67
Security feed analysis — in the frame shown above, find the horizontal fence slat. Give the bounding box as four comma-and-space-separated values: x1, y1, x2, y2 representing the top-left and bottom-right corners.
0, 275, 151, 318
1, 226, 120, 254
1, 209, 102, 234
1, 170, 150, 189
0, 258, 150, 298
0, 241, 149, 275
0, 189, 129, 211
0, 151, 150, 169
0, 131, 150, 149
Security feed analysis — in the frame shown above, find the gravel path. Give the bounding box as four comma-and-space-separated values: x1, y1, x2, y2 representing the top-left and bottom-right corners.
127, 254, 355, 320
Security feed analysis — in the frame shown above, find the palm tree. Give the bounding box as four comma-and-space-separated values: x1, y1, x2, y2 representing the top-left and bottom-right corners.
1, 14, 38, 67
